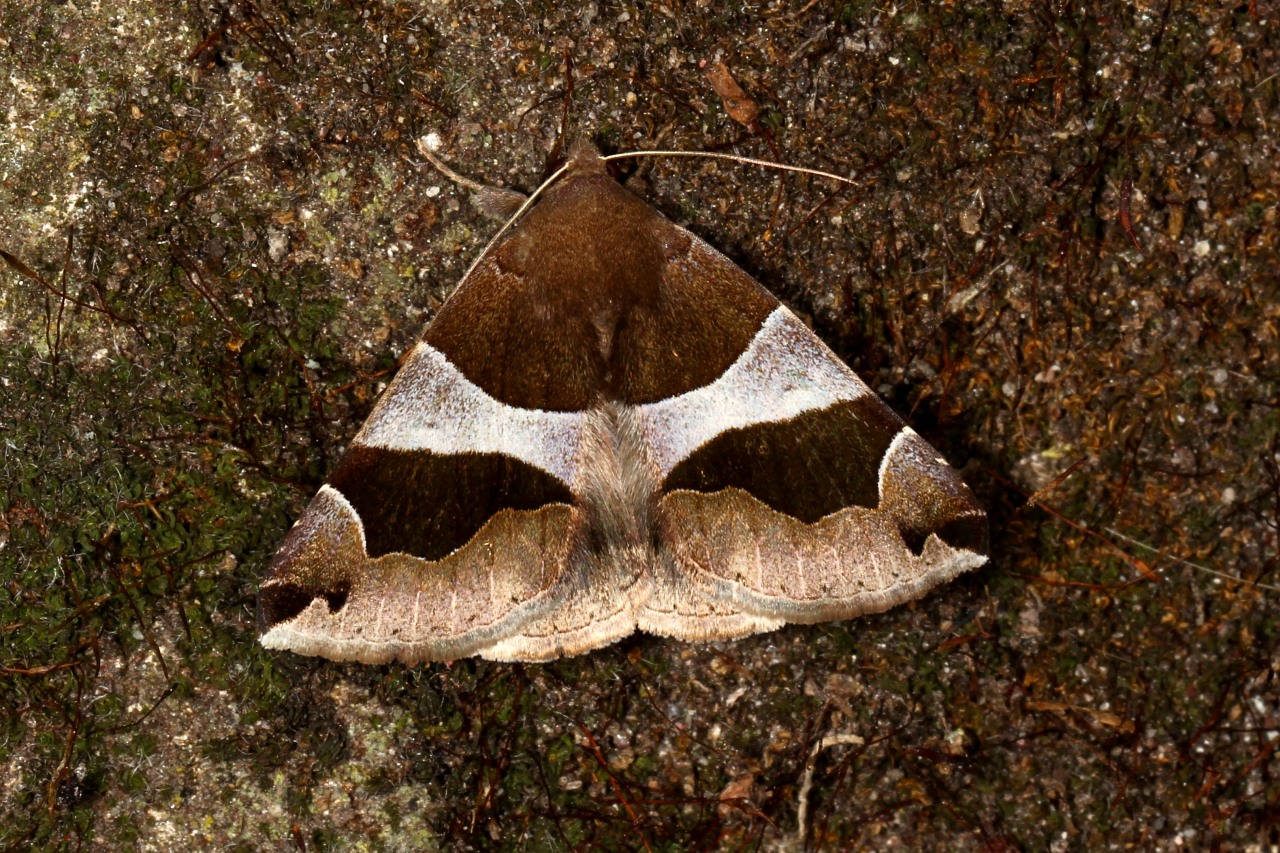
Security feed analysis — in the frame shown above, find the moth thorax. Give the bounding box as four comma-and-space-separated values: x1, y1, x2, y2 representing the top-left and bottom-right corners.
575, 403, 659, 560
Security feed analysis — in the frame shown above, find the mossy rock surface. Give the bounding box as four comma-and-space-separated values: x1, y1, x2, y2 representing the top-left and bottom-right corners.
2, 1, 1277, 848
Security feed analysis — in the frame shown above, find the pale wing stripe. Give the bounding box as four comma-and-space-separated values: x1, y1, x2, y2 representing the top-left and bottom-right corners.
878, 427, 918, 496
353, 342, 585, 485
636, 307, 873, 476
310, 484, 367, 550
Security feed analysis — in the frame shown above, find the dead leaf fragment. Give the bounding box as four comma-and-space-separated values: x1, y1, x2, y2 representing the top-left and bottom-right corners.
718, 772, 755, 819
1027, 700, 1136, 733
705, 60, 760, 127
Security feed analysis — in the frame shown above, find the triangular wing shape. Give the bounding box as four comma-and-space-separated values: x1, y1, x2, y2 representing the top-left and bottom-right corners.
259, 142, 987, 664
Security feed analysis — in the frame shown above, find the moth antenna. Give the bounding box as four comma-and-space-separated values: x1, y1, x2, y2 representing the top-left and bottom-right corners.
1103, 527, 1280, 594
414, 137, 492, 194
602, 149, 858, 187
415, 139, 855, 282
414, 135, 570, 282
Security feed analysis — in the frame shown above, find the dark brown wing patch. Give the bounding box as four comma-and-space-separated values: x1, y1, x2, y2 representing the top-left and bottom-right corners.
328, 446, 574, 561
663, 397, 904, 523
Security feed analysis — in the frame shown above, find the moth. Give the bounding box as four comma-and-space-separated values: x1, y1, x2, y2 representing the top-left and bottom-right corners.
259, 140, 988, 664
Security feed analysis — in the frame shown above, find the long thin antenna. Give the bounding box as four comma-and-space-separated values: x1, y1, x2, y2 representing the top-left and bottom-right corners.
602, 149, 858, 187
414, 139, 860, 284
1104, 527, 1280, 594
415, 143, 489, 195
415, 136, 570, 282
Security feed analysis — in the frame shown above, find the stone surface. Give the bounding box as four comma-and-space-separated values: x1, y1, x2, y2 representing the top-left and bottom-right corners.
2, 1, 1277, 848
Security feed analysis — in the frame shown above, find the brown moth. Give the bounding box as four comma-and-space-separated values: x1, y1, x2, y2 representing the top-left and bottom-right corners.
258, 141, 988, 664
